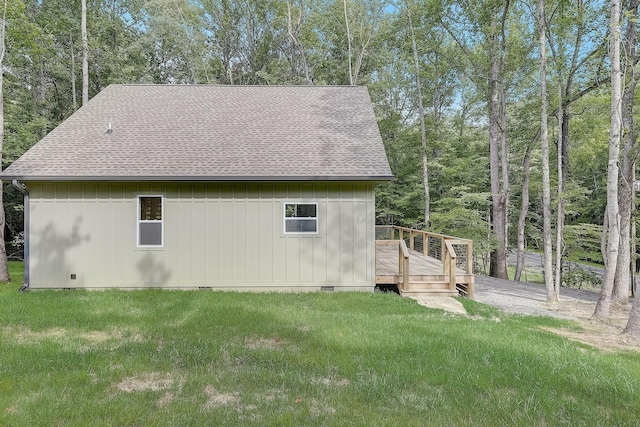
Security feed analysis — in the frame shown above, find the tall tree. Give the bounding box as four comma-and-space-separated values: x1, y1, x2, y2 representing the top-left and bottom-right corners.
439, 0, 514, 279
81, 0, 88, 105
405, 1, 429, 227
545, 0, 608, 288
343, 0, 354, 84
514, 144, 532, 282
593, 0, 622, 321
538, 0, 556, 302
0, 0, 10, 282
487, 0, 511, 279
325, 0, 386, 85
70, 34, 77, 111
137, 0, 212, 84
612, 0, 639, 303
286, 0, 313, 83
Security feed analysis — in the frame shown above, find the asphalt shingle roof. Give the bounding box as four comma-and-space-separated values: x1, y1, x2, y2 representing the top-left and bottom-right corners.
1, 84, 393, 182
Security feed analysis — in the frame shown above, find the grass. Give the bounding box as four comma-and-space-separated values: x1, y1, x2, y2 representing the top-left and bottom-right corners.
1, 263, 640, 426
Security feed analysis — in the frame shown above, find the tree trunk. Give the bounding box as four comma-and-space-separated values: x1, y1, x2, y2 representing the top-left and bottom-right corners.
286, 0, 312, 84
514, 145, 532, 282
554, 81, 564, 300
624, 298, 640, 336
0, 0, 10, 282
612, 0, 638, 304
488, 3, 510, 279
37, 61, 47, 138
546, 0, 589, 293
601, 203, 609, 267
82, 0, 89, 105
539, 0, 555, 302
71, 34, 77, 111
499, 54, 510, 261
593, 0, 622, 321
343, 0, 354, 85
615, 180, 633, 302
407, 4, 430, 228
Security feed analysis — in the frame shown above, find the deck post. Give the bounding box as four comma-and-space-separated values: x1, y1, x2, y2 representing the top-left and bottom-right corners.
442, 246, 449, 276
410, 231, 415, 251
423, 232, 429, 257
398, 240, 410, 291
443, 240, 457, 291
403, 257, 409, 291
449, 256, 456, 291
467, 278, 475, 299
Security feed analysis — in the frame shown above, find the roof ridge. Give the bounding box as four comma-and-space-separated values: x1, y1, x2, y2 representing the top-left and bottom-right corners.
116, 83, 364, 88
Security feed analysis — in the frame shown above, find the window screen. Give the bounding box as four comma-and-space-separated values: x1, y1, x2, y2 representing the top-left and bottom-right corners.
140, 197, 162, 220
284, 203, 318, 233
138, 196, 163, 246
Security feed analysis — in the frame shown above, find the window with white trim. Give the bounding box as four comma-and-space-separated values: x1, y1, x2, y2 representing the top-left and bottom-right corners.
138, 196, 163, 247
284, 203, 318, 233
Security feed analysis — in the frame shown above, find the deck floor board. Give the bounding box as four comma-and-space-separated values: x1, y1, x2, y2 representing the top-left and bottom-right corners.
375, 243, 444, 277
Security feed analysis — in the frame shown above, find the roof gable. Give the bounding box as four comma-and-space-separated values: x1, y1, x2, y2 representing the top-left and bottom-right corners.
1, 84, 393, 182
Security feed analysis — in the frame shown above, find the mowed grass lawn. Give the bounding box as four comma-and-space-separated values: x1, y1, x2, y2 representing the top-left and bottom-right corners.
1, 262, 640, 426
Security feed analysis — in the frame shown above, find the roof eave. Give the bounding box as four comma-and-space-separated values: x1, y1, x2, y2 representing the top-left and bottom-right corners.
2, 175, 395, 183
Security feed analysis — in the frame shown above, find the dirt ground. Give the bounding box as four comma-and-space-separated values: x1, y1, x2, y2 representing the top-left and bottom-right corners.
473, 275, 640, 353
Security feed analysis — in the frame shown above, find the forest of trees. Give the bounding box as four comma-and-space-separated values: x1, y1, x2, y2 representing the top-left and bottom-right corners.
1, 0, 640, 333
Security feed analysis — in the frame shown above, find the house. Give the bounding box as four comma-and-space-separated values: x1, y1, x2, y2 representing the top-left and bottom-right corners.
1, 84, 393, 291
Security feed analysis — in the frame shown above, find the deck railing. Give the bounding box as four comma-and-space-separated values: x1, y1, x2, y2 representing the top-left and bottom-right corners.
376, 225, 474, 297
398, 239, 409, 291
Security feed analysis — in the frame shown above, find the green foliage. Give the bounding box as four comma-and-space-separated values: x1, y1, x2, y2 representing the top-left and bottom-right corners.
561, 262, 602, 290
564, 223, 603, 264
566, 92, 610, 224
430, 189, 493, 249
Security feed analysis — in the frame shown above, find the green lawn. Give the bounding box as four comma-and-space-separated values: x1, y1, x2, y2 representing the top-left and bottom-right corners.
1, 263, 639, 426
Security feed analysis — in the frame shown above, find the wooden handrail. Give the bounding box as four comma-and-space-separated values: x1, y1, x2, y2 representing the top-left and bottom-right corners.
398, 238, 410, 259
444, 240, 457, 260
376, 225, 473, 244
398, 239, 410, 290
444, 240, 457, 291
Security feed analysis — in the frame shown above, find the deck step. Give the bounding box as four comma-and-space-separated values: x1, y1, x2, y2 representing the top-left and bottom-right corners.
400, 289, 459, 297
376, 275, 450, 285
403, 281, 451, 290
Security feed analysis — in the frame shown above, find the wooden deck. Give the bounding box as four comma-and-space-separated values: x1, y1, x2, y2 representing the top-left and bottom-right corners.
375, 226, 475, 298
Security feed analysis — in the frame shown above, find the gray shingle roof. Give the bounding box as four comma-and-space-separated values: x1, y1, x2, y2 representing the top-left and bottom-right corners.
1, 84, 393, 182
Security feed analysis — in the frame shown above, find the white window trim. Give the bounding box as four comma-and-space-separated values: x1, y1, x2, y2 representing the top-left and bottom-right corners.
137, 195, 164, 248
283, 202, 319, 235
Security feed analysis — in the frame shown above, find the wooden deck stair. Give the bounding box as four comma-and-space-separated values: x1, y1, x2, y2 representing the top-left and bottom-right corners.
375, 226, 475, 298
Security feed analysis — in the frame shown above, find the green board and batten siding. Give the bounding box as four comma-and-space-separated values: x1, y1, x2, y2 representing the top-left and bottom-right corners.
28, 182, 376, 290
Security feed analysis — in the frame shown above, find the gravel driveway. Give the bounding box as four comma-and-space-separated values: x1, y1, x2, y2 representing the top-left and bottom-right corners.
470, 274, 640, 353
474, 274, 599, 319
